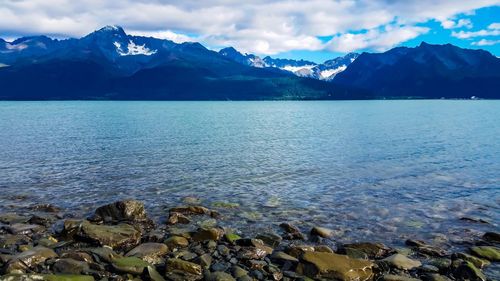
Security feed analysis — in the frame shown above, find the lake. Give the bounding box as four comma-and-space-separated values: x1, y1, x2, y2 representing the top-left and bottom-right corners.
0, 100, 498, 248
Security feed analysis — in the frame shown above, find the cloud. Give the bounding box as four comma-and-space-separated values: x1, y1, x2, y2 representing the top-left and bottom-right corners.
0, 0, 498, 54
128, 30, 197, 44
471, 39, 500, 46
441, 18, 473, 29
326, 25, 429, 53
452, 22, 500, 39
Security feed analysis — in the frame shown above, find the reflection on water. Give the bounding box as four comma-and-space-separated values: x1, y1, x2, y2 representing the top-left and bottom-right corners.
0, 100, 498, 248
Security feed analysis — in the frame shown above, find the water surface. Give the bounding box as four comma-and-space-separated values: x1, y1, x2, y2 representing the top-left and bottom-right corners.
0, 100, 498, 248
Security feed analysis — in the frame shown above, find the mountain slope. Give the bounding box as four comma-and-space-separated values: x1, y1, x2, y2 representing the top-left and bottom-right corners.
334, 42, 500, 99
1, 26, 370, 100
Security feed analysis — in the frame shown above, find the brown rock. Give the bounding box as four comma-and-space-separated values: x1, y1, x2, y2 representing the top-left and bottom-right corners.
298, 251, 374, 281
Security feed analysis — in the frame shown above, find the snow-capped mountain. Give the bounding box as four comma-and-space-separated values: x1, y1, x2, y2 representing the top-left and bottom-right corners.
219, 47, 358, 81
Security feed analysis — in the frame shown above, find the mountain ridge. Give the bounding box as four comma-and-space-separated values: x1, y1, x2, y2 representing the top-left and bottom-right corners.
1, 26, 499, 100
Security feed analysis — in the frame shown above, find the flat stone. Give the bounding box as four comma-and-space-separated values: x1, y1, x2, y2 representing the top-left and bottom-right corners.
383, 274, 421, 281
469, 246, 500, 261
255, 232, 282, 248
237, 247, 269, 260
298, 251, 374, 281
4, 223, 44, 235
342, 242, 391, 259
271, 251, 299, 263
382, 254, 422, 270
205, 271, 236, 281
112, 256, 151, 274
165, 236, 189, 248
311, 226, 334, 238
168, 212, 191, 225
166, 258, 202, 275
83, 247, 121, 263
192, 227, 224, 241
126, 242, 169, 264
64, 220, 141, 249
53, 258, 90, 274
5, 246, 58, 273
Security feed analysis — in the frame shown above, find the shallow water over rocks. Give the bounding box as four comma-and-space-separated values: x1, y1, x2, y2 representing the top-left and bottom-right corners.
0, 101, 498, 249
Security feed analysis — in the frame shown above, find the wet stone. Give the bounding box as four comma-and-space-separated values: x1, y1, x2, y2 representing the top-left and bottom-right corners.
452, 252, 490, 268
310, 226, 334, 238
482, 232, 500, 243
125, 242, 169, 264
205, 271, 236, 281
168, 212, 191, 225
53, 258, 90, 274
298, 251, 374, 281
192, 227, 224, 241
255, 233, 282, 248
383, 274, 422, 281
342, 242, 391, 259
112, 256, 151, 274
451, 260, 486, 281
4, 223, 44, 235
165, 236, 189, 248
6, 246, 58, 273
382, 254, 422, 270
469, 246, 500, 261
63, 220, 141, 250
166, 258, 202, 275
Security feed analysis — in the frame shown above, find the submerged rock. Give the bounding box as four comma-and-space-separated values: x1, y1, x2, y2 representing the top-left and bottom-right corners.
469, 246, 500, 261
63, 220, 141, 249
342, 242, 391, 259
298, 251, 374, 281
382, 254, 422, 270
451, 260, 486, 281
310, 226, 334, 238
482, 232, 500, 243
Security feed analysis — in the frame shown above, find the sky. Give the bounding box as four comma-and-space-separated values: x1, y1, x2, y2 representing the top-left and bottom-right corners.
0, 0, 499, 63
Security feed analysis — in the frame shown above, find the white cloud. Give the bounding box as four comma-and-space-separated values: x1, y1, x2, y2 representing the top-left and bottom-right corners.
326, 25, 430, 53
0, 0, 498, 54
128, 30, 197, 44
471, 39, 500, 46
441, 18, 473, 29
452, 22, 500, 39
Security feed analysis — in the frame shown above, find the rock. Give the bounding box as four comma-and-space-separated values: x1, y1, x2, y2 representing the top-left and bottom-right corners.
0, 213, 29, 224
255, 233, 282, 248
60, 251, 94, 263
343, 248, 369, 260
310, 226, 334, 238
0, 234, 31, 249
53, 258, 90, 274
342, 242, 391, 259
112, 256, 151, 274
198, 218, 218, 229
314, 245, 334, 253
382, 274, 421, 281
169, 206, 213, 216
382, 254, 422, 270
452, 252, 490, 268
212, 202, 240, 209
165, 236, 189, 248
225, 233, 242, 244
83, 247, 121, 263
168, 212, 191, 225
469, 246, 500, 261
451, 260, 486, 281
205, 271, 237, 281
212, 262, 230, 272
126, 242, 169, 264
405, 239, 446, 257
286, 245, 316, 258
5, 246, 58, 273
279, 223, 305, 240
166, 258, 202, 275
63, 220, 141, 249
29, 204, 62, 213
482, 232, 500, 243
427, 258, 451, 272
419, 264, 439, 273
4, 223, 44, 235
0, 275, 95, 281
37, 236, 58, 247
271, 251, 299, 263
298, 251, 374, 281
195, 253, 212, 268
144, 265, 167, 281
192, 227, 224, 241
460, 217, 489, 224
232, 265, 249, 278
237, 247, 269, 260
421, 273, 451, 281
93, 199, 149, 222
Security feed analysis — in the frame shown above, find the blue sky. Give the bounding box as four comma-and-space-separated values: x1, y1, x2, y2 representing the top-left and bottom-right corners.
1, 1, 499, 63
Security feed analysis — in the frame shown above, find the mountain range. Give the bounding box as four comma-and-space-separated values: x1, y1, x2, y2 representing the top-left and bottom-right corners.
0, 25, 499, 100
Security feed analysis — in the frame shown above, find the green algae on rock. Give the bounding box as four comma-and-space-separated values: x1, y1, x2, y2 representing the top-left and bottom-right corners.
298, 251, 374, 281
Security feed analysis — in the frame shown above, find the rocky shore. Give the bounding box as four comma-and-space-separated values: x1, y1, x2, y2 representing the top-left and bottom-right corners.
0, 199, 498, 281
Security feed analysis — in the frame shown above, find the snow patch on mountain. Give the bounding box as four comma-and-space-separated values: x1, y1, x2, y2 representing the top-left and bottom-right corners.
114, 40, 157, 56
319, 65, 347, 80
282, 65, 316, 72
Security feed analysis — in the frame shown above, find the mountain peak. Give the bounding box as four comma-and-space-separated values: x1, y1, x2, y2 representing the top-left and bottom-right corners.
88, 25, 127, 38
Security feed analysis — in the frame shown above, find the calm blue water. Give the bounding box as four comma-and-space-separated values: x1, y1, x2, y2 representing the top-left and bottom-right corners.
0, 101, 499, 247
